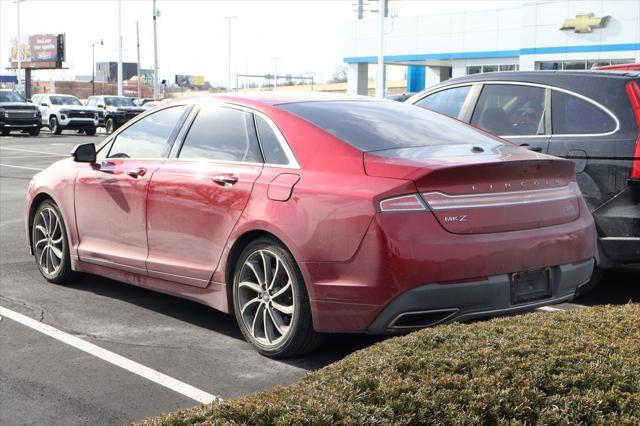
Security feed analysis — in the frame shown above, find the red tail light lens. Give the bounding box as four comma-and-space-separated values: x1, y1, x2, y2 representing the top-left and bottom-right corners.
625, 80, 640, 180
379, 194, 427, 212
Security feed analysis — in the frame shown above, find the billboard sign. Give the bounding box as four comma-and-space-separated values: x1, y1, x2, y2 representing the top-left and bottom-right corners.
9, 34, 65, 69
175, 74, 205, 86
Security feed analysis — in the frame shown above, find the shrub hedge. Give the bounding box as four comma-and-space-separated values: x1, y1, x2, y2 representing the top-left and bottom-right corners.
137, 304, 639, 425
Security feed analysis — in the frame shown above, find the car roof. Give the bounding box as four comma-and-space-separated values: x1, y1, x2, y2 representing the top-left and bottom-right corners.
203, 92, 370, 106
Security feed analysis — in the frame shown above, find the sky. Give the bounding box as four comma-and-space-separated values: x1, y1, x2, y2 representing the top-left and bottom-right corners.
0, 0, 522, 86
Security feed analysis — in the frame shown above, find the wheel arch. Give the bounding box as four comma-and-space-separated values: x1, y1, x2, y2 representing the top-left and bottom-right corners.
27, 192, 57, 254
224, 229, 287, 287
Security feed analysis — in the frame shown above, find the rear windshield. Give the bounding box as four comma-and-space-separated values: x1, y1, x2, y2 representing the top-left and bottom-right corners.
278, 100, 506, 151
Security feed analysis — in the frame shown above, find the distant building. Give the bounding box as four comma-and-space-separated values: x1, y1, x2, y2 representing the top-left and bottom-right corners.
345, 0, 640, 94
95, 62, 138, 83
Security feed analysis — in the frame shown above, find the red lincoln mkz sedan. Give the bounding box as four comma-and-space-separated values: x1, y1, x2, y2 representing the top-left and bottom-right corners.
25, 93, 596, 357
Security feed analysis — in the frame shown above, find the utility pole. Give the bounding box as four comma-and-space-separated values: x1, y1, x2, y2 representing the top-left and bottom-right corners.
153, 0, 159, 99
117, 0, 123, 96
15, 0, 25, 94
224, 16, 237, 91
271, 56, 281, 91
376, 0, 386, 98
136, 21, 141, 98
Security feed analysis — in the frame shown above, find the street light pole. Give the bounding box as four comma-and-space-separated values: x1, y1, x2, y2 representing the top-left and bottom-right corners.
117, 0, 123, 96
153, 0, 159, 99
14, 0, 25, 94
270, 56, 281, 91
136, 20, 141, 99
376, 0, 386, 98
92, 39, 103, 96
224, 16, 237, 91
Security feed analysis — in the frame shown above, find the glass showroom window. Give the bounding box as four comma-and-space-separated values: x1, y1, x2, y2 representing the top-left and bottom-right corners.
537, 59, 634, 70
466, 64, 519, 75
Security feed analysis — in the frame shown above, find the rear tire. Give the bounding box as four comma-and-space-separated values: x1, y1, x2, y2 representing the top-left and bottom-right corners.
232, 237, 324, 358
49, 116, 62, 135
1, 129, 10, 136
32, 200, 75, 284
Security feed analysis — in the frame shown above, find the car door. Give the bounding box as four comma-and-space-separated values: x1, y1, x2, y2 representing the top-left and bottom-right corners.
145, 104, 264, 287
546, 89, 623, 211
468, 83, 550, 152
74, 105, 190, 272
39, 95, 51, 125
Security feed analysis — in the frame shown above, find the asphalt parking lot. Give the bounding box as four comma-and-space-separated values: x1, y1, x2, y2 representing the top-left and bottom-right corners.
1, 130, 638, 425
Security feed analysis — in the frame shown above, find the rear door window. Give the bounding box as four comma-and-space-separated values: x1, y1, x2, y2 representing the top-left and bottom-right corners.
414, 85, 471, 118
551, 91, 616, 134
254, 115, 290, 165
471, 84, 545, 136
178, 105, 263, 163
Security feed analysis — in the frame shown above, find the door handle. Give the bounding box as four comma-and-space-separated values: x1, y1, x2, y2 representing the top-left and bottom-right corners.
519, 143, 542, 153
212, 174, 238, 187
127, 167, 147, 178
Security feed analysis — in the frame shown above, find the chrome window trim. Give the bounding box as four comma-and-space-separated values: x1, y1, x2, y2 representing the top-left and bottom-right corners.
413, 80, 620, 138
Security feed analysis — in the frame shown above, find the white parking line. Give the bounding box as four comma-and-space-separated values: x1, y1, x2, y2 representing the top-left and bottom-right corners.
0, 164, 45, 171
0, 147, 68, 157
0, 306, 219, 405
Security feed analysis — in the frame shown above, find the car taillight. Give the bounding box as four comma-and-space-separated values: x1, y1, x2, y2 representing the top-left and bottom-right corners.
379, 194, 427, 212
625, 80, 640, 181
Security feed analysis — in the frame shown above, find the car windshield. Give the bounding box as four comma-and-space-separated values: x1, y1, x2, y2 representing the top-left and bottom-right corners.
50, 96, 82, 106
0, 91, 26, 103
105, 97, 136, 107
278, 100, 507, 152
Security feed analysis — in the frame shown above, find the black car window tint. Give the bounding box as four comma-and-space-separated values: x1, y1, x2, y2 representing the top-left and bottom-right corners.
178, 106, 263, 163
470, 84, 545, 136
551, 91, 615, 134
414, 85, 471, 118
107, 105, 188, 159
279, 101, 506, 152
254, 115, 289, 165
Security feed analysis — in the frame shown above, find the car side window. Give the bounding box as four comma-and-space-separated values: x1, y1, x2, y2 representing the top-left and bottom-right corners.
414, 86, 471, 119
178, 105, 263, 163
551, 91, 616, 135
107, 105, 188, 159
87, 98, 95, 106
254, 115, 289, 165
31, 95, 40, 105
471, 84, 545, 136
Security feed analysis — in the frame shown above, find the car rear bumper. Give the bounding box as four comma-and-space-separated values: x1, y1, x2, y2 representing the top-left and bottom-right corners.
593, 186, 640, 265
305, 201, 596, 333
364, 258, 593, 334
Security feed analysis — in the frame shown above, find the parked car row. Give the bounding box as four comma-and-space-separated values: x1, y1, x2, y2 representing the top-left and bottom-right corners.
25, 70, 638, 357
0, 89, 154, 137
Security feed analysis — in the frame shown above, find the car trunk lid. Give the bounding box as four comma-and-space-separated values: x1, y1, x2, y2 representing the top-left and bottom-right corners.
365, 144, 581, 234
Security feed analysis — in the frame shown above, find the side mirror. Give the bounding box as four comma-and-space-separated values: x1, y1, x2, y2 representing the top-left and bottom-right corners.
71, 143, 96, 163
41, 102, 49, 107
97, 103, 105, 108
27, 99, 32, 103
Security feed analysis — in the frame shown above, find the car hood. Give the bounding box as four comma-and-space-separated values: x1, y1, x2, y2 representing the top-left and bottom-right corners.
55, 105, 101, 112
0, 102, 37, 109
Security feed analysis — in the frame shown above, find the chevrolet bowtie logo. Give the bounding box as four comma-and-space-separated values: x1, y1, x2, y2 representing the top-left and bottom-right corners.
560, 14, 609, 33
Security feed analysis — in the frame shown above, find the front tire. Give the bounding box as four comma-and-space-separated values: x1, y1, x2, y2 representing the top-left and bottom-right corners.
29, 128, 40, 136
105, 117, 115, 134
32, 200, 75, 283
49, 116, 62, 135
1, 129, 10, 136
232, 237, 324, 357
85, 128, 97, 136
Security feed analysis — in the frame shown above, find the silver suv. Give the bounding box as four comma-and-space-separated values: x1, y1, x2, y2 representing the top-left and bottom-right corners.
31, 94, 101, 135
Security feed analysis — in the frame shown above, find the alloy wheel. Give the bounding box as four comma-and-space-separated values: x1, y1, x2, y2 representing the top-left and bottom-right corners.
236, 249, 295, 346
33, 207, 64, 278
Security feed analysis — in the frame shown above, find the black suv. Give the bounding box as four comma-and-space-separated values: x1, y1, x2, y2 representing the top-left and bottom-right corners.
0, 89, 41, 136
408, 71, 639, 287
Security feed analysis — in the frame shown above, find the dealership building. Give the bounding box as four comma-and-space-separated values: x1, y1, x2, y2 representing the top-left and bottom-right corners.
345, 0, 640, 94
